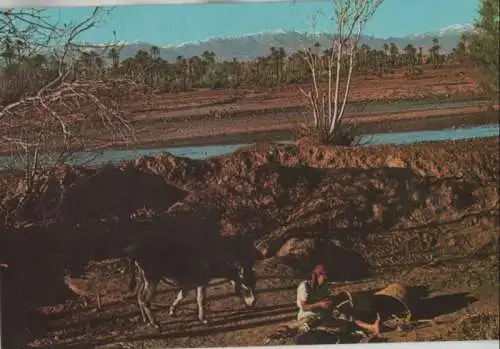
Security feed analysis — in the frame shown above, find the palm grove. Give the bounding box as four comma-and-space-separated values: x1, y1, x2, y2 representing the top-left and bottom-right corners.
2, 34, 474, 94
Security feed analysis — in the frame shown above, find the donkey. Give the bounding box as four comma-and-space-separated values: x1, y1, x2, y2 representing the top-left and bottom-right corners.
123, 241, 258, 329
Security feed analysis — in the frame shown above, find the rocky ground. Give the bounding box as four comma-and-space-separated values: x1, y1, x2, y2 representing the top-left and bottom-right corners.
0, 136, 498, 348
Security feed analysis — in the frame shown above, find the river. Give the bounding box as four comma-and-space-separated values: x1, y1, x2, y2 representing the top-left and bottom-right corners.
0, 123, 498, 169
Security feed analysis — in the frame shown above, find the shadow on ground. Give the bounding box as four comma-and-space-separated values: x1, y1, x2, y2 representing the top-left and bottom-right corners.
412, 292, 478, 321
35, 303, 298, 349
346, 286, 478, 324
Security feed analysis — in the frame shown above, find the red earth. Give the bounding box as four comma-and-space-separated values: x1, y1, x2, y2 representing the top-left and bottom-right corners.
0, 135, 498, 348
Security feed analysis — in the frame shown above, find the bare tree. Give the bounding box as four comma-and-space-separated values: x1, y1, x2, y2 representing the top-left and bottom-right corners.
298, 0, 384, 144
0, 7, 139, 226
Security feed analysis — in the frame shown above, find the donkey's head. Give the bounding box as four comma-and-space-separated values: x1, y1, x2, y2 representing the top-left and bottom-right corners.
231, 262, 257, 308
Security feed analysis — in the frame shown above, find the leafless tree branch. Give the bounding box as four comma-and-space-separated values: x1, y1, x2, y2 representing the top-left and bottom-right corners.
298, 0, 384, 142
0, 6, 141, 227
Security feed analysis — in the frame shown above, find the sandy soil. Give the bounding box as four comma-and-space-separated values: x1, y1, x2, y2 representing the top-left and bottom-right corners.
0, 136, 498, 348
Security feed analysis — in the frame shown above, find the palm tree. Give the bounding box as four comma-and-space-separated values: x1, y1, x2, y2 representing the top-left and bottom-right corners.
429, 37, 441, 67
76, 51, 104, 79
231, 57, 241, 85
277, 47, 287, 85
150, 45, 160, 60
383, 43, 390, 68
30, 54, 47, 69
455, 33, 469, 64
108, 47, 119, 69
356, 44, 371, 75
188, 55, 202, 87
1, 37, 15, 68
404, 44, 417, 74
200, 51, 217, 87
389, 43, 399, 67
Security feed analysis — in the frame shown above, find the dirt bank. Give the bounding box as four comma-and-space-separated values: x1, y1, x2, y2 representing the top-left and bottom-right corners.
122, 101, 499, 150
0, 136, 498, 348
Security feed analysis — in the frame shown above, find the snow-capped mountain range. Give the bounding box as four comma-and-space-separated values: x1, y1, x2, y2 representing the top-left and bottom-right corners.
87, 23, 474, 62
409, 23, 474, 39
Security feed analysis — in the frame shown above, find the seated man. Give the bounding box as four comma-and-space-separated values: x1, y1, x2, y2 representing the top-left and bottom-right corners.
296, 264, 380, 336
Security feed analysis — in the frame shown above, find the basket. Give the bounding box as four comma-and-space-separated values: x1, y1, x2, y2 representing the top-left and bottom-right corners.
373, 283, 412, 322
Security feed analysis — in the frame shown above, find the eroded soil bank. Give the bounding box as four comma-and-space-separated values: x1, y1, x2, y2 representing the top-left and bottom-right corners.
0, 136, 498, 348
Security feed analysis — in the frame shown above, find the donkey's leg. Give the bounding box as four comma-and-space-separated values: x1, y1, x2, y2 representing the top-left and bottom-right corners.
136, 266, 150, 324
169, 287, 188, 317
142, 279, 160, 329
136, 276, 148, 324
196, 286, 208, 324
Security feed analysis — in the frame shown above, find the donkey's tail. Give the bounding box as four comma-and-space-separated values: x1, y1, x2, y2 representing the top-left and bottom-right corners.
122, 245, 138, 293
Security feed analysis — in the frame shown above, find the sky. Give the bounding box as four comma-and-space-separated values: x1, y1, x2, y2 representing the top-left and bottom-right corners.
39, 0, 481, 46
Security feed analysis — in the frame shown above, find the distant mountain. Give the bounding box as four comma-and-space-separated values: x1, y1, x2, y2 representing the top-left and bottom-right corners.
91, 23, 474, 62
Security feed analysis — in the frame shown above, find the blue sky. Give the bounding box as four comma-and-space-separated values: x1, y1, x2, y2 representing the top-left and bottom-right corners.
46, 0, 480, 46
